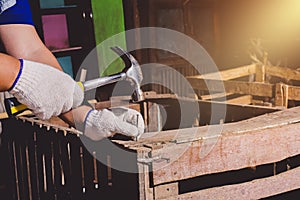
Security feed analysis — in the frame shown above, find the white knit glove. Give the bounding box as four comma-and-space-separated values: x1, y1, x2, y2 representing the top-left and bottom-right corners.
84, 107, 144, 141
9, 59, 84, 120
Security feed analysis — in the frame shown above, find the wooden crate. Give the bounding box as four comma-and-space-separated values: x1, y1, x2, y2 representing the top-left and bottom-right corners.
187, 63, 300, 108
111, 106, 300, 199
1, 102, 300, 199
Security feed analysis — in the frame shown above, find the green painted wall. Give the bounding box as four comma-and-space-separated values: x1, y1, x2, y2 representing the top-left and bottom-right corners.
91, 0, 127, 76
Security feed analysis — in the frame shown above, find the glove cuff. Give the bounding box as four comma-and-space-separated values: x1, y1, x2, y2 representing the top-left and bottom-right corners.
7, 59, 24, 92
83, 109, 97, 133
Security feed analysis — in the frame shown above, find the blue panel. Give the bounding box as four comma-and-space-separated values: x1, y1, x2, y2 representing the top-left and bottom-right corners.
57, 56, 73, 78
39, 0, 64, 9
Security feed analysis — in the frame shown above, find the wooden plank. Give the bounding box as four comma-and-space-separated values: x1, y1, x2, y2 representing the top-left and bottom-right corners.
137, 150, 154, 200
255, 52, 268, 82
188, 64, 256, 81
288, 85, 300, 101
255, 63, 265, 82
200, 93, 232, 100
197, 100, 279, 125
143, 91, 177, 100
275, 83, 289, 108
226, 95, 252, 105
93, 101, 140, 112
17, 116, 82, 136
168, 166, 300, 200
122, 106, 300, 185
188, 78, 274, 97
151, 121, 300, 185
154, 182, 178, 200
114, 99, 284, 151
0, 112, 8, 119
266, 65, 300, 81
147, 102, 163, 132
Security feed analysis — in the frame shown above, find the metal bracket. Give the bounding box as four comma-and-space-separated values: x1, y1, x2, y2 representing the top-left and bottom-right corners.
137, 155, 170, 165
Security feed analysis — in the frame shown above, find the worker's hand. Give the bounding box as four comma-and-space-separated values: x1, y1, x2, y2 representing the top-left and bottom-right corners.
9, 59, 84, 120
80, 106, 144, 141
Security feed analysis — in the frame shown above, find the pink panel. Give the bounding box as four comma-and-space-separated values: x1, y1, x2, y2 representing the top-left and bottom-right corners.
42, 14, 70, 50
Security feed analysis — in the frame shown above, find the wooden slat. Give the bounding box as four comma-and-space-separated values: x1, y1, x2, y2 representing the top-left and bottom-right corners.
200, 93, 232, 100
266, 65, 300, 81
188, 64, 256, 81
93, 101, 141, 112
255, 63, 265, 82
0, 112, 8, 119
168, 166, 300, 200
226, 95, 252, 105
188, 78, 274, 97
288, 85, 300, 101
137, 150, 154, 200
147, 102, 162, 132
143, 91, 177, 99
151, 121, 300, 185
120, 107, 300, 186
275, 83, 289, 107
115, 99, 283, 149
154, 182, 178, 200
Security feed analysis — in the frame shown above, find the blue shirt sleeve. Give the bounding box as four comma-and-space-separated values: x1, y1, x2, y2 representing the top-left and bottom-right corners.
0, 0, 34, 25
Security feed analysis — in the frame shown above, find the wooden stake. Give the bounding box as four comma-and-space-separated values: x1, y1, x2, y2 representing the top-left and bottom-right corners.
275, 83, 289, 108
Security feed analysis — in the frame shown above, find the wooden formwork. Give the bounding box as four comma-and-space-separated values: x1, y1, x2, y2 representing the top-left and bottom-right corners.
187, 63, 300, 108
1, 97, 300, 199
117, 106, 300, 200
1, 63, 300, 199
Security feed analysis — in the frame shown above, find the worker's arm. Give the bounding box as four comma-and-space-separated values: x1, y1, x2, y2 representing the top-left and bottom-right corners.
0, 56, 83, 119
0, 53, 20, 91
0, 24, 80, 123
0, 24, 61, 70
0, 24, 144, 139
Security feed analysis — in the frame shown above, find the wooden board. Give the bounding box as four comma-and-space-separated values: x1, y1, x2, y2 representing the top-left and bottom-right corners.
145, 97, 280, 128
266, 65, 300, 81
188, 64, 256, 81
148, 107, 300, 185
188, 78, 274, 97
0, 112, 8, 119
113, 107, 300, 186
225, 95, 252, 105
168, 166, 300, 200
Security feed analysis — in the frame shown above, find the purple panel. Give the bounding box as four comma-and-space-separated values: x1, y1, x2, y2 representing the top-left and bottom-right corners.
42, 14, 70, 50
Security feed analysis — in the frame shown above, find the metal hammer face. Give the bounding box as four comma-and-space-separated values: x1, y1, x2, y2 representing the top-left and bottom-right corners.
110, 46, 144, 102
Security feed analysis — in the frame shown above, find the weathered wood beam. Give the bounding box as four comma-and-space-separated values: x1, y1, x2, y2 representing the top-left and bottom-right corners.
169, 166, 300, 200
226, 95, 252, 105
137, 149, 154, 200
275, 83, 289, 108
0, 112, 8, 119
116, 103, 292, 152
273, 83, 300, 107
123, 107, 300, 185
200, 93, 232, 100
255, 52, 267, 82
188, 64, 256, 81
151, 121, 300, 185
188, 78, 274, 97
154, 182, 178, 199
255, 63, 265, 82
287, 85, 300, 101
266, 65, 300, 81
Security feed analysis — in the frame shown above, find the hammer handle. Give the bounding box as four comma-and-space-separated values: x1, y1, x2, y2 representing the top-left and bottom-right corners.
4, 97, 28, 116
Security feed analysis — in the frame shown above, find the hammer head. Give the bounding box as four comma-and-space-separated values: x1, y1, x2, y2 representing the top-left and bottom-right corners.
111, 46, 144, 102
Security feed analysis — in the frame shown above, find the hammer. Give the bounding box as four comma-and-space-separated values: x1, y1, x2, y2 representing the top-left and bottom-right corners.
82, 46, 144, 102
4, 46, 144, 117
